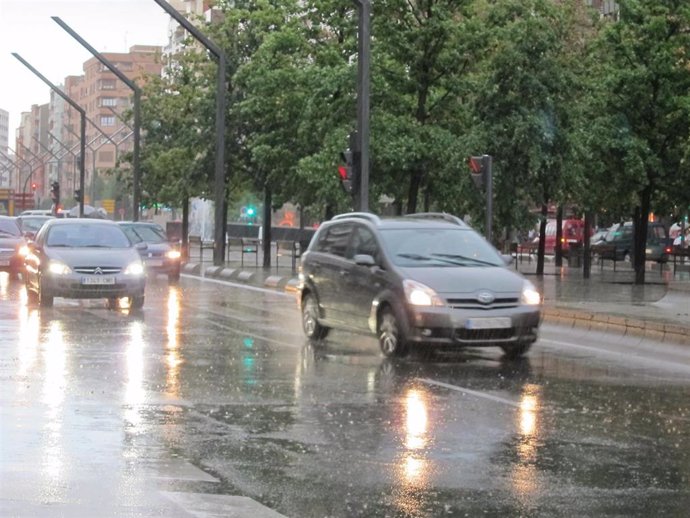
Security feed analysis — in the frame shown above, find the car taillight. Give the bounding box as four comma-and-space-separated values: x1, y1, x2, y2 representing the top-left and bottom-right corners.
665, 246, 672, 253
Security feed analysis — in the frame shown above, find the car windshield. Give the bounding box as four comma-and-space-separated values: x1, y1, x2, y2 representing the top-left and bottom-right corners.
123, 224, 167, 244
46, 223, 131, 248
0, 218, 21, 237
379, 227, 504, 267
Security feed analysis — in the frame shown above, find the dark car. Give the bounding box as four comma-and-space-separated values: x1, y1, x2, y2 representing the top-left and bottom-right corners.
0, 216, 29, 279
15, 214, 54, 240
298, 212, 542, 358
592, 222, 671, 263
117, 222, 181, 282
24, 219, 147, 309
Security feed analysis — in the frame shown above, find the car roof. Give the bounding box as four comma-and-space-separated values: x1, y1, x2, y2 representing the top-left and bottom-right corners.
44, 218, 119, 226
328, 212, 470, 230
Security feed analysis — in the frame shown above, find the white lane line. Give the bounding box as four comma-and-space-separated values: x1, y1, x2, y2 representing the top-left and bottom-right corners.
181, 273, 294, 297
417, 377, 520, 408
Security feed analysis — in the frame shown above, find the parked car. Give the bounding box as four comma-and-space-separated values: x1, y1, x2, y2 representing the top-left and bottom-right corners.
0, 216, 29, 279
534, 218, 587, 255
117, 221, 181, 282
299, 212, 542, 359
24, 219, 147, 308
592, 222, 671, 263
15, 214, 54, 240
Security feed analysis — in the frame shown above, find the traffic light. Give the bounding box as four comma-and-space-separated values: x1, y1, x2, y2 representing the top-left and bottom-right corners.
468, 155, 491, 191
31, 182, 37, 191
74, 189, 82, 202
246, 205, 256, 217
338, 148, 355, 194
50, 181, 60, 204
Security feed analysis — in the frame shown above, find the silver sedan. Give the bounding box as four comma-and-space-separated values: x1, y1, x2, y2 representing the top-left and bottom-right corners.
24, 219, 147, 309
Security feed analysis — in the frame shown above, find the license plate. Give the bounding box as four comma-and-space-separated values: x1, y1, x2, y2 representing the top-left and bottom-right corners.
146, 259, 163, 267
466, 317, 512, 330
0, 260, 9, 266
81, 276, 115, 285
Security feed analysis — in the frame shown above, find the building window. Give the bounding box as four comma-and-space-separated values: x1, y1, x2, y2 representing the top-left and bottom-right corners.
99, 79, 116, 90
100, 98, 117, 107
100, 116, 116, 127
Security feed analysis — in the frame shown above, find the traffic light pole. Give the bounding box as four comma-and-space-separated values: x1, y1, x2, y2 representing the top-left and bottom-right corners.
353, 0, 371, 213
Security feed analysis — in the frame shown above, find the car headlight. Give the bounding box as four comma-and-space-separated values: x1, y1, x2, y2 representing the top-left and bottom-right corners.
17, 245, 30, 257
403, 279, 445, 307
521, 281, 541, 305
124, 262, 145, 275
48, 260, 72, 275
166, 250, 181, 260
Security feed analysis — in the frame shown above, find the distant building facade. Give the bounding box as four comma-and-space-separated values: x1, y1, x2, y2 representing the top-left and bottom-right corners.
0, 108, 9, 188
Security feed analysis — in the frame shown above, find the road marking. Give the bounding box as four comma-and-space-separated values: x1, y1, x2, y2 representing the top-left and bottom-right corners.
162, 491, 287, 517
206, 318, 301, 349
417, 377, 520, 408
182, 273, 294, 297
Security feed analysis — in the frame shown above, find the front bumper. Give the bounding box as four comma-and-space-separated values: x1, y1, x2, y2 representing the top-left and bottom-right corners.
403, 304, 541, 348
43, 273, 146, 299
143, 257, 180, 275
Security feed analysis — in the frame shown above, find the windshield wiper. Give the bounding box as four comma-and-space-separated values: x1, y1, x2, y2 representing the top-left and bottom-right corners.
397, 253, 431, 261
83, 244, 112, 248
0, 230, 18, 237
431, 253, 499, 267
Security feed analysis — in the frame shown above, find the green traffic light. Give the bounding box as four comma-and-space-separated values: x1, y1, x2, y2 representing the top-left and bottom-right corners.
246, 207, 255, 216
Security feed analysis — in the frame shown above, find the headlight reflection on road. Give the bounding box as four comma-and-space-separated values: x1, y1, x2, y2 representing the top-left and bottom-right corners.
41, 321, 67, 485
17, 302, 40, 381
165, 286, 182, 397
511, 383, 543, 501
394, 387, 432, 516
124, 321, 146, 432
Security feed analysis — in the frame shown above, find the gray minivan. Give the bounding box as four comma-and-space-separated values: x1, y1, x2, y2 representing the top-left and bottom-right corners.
298, 212, 542, 358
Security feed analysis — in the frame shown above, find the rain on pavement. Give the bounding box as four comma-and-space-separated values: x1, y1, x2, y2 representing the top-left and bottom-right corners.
1, 272, 689, 517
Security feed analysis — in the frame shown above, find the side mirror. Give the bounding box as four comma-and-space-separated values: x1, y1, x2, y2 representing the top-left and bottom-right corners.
501, 254, 514, 267
135, 242, 148, 251
354, 254, 376, 267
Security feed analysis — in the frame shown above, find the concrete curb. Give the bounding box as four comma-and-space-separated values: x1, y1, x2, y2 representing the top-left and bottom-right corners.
184, 261, 690, 345
542, 306, 690, 345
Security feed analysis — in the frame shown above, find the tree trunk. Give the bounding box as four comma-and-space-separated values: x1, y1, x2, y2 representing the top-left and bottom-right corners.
263, 186, 272, 269
583, 211, 592, 279
181, 196, 189, 262
633, 186, 652, 285
536, 203, 548, 276
555, 206, 563, 267
406, 171, 423, 214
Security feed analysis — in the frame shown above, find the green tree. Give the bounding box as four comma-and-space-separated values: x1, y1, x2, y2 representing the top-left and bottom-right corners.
586, 0, 690, 284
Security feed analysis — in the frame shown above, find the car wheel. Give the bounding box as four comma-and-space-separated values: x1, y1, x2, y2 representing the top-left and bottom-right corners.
302, 293, 329, 340
378, 307, 408, 358
130, 295, 145, 310
38, 277, 53, 308
501, 342, 532, 359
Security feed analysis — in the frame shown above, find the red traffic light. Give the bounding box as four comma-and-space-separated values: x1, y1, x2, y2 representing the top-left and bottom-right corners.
338, 165, 348, 180
468, 156, 483, 173
31, 182, 37, 191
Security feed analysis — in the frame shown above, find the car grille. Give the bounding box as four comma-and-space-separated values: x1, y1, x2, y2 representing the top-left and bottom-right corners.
69, 283, 127, 292
455, 328, 516, 341
73, 266, 122, 275
144, 251, 165, 258
0, 249, 14, 259
446, 297, 519, 310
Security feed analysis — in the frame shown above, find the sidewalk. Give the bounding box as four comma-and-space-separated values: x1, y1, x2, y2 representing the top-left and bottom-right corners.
181, 248, 690, 345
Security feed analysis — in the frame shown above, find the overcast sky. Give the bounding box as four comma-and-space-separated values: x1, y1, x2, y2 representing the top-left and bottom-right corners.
0, 0, 173, 139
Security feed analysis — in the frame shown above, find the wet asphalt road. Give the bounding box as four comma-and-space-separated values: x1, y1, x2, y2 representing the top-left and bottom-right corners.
1, 273, 689, 517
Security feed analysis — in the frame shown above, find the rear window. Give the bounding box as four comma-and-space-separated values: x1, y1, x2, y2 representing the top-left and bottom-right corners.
379, 227, 503, 267
0, 218, 21, 237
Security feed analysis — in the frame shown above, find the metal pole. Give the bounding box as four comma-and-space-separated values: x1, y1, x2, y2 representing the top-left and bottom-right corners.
353, 0, 371, 213
484, 154, 493, 244
12, 53, 87, 217
52, 16, 142, 221
152, 0, 228, 265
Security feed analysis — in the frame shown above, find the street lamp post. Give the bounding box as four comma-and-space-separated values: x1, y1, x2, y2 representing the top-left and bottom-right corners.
12, 53, 87, 217
52, 16, 143, 221
153, 0, 228, 266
